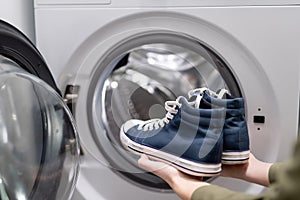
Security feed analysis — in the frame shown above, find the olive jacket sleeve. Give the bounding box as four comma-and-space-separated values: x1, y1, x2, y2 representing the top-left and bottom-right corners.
191, 139, 300, 200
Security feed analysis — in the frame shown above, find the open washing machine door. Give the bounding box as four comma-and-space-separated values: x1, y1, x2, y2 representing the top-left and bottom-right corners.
0, 20, 80, 200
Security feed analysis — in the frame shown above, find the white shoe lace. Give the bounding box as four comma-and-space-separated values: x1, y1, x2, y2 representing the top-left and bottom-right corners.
136, 88, 229, 131
137, 97, 183, 131
188, 87, 230, 108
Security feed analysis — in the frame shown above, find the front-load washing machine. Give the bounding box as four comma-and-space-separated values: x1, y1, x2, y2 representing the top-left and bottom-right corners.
34, 1, 300, 199
0, 19, 79, 200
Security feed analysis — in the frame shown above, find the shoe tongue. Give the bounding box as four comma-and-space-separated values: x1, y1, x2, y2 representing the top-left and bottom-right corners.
177, 96, 188, 104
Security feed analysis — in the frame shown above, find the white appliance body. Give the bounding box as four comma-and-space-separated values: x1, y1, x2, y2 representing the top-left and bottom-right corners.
34, 1, 300, 199
0, 0, 35, 42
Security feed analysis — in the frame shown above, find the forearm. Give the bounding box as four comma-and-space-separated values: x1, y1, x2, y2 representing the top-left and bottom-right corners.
221, 154, 273, 186
239, 160, 272, 186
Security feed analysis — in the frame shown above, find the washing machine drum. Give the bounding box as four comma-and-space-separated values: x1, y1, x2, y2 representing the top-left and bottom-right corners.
0, 20, 79, 200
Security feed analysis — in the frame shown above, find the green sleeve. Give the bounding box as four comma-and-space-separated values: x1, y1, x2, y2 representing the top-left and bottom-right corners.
268, 162, 286, 184
191, 139, 300, 200
191, 185, 257, 200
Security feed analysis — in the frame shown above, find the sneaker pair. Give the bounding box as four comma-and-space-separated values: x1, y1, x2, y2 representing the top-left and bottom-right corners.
120, 88, 250, 176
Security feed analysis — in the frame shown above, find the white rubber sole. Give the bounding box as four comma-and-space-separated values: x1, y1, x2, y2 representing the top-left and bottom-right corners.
120, 125, 221, 177
221, 151, 250, 165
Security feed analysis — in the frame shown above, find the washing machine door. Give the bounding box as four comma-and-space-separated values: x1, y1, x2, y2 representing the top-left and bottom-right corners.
0, 20, 80, 200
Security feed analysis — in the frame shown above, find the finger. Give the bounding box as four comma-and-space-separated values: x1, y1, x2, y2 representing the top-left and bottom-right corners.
138, 154, 170, 173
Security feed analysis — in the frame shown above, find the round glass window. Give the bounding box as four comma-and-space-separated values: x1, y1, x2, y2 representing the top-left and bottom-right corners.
87, 32, 241, 190
0, 56, 79, 200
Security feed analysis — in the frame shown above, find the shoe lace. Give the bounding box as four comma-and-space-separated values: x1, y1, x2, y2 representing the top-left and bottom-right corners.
188, 87, 230, 107
138, 97, 183, 131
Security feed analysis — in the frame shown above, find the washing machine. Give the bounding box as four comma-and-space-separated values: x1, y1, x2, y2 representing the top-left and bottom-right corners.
0, 19, 80, 199
33, 0, 300, 199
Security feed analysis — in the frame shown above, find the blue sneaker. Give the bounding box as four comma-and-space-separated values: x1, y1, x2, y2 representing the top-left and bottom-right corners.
188, 88, 250, 164
120, 96, 225, 176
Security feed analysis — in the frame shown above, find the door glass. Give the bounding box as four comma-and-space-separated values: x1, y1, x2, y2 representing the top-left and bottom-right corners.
0, 56, 79, 200
87, 33, 241, 190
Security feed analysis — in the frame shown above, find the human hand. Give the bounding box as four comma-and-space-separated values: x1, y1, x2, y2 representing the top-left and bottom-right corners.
221, 153, 272, 186
138, 154, 209, 200
138, 153, 272, 200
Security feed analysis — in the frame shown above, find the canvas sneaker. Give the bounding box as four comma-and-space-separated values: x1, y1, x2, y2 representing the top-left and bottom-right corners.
188, 88, 250, 164
120, 96, 226, 176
